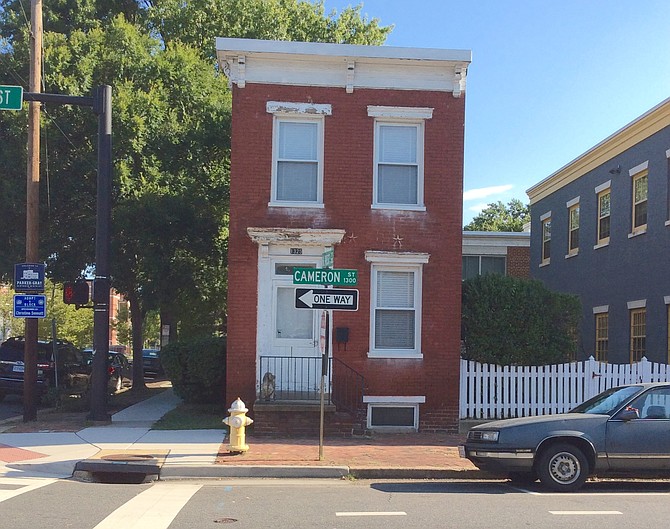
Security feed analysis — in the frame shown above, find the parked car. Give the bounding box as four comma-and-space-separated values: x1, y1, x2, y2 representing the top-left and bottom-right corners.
460, 382, 670, 491
82, 349, 132, 392
0, 337, 91, 401
142, 349, 163, 378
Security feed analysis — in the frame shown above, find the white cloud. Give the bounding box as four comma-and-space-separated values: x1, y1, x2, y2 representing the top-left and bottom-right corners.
463, 184, 513, 201
468, 202, 490, 214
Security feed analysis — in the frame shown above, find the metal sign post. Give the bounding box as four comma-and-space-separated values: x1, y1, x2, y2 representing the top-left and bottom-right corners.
319, 310, 329, 461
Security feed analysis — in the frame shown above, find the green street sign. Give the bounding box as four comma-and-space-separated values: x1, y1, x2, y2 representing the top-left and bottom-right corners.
0, 85, 23, 110
293, 267, 358, 286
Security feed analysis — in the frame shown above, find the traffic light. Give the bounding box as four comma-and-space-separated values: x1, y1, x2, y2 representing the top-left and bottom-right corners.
63, 280, 90, 305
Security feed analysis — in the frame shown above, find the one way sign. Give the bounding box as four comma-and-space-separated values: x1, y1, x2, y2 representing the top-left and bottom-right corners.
295, 288, 359, 311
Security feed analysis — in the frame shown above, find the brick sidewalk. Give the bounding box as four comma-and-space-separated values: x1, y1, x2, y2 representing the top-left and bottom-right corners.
216, 433, 476, 471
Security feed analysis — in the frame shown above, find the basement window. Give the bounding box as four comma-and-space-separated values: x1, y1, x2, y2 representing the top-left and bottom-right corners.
364, 396, 424, 431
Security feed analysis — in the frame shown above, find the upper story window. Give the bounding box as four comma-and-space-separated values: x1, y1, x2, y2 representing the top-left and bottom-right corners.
595, 180, 611, 247
631, 164, 648, 235
540, 211, 551, 265
567, 197, 579, 256
368, 106, 432, 211
267, 101, 331, 207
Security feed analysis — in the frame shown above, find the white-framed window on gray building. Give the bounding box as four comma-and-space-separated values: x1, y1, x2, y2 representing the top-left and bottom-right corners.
366, 251, 429, 358
595, 180, 611, 248
267, 101, 331, 207
566, 197, 580, 257
462, 255, 506, 280
629, 161, 648, 236
368, 106, 432, 210
540, 211, 551, 265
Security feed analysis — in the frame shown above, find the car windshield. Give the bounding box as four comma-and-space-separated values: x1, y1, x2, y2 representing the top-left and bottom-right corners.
570, 385, 642, 415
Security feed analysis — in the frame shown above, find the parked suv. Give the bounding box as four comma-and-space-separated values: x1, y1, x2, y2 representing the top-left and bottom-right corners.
0, 337, 91, 401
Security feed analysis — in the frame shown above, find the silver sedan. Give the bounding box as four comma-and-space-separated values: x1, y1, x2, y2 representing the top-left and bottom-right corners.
460, 382, 670, 491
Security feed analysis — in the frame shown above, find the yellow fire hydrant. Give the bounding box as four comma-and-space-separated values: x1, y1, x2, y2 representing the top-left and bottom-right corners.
222, 397, 253, 453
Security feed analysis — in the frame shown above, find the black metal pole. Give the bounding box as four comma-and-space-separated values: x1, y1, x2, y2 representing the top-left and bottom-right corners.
23, 87, 112, 421
88, 85, 112, 422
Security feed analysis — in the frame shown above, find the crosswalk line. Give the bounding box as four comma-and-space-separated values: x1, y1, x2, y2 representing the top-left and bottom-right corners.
0, 476, 57, 502
92, 483, 202, 529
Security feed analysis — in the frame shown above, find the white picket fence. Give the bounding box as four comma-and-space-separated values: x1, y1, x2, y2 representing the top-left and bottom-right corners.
459, 356, 670, 420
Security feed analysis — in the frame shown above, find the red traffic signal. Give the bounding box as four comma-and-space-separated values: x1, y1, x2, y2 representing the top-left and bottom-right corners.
63, 280, 89, 305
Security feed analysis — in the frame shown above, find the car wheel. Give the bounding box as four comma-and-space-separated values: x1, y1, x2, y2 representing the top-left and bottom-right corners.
508, 471, 537, 485
537, 443, 588, 492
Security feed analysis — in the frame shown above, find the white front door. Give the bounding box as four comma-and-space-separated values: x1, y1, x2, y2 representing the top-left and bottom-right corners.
257, 257, 327, 398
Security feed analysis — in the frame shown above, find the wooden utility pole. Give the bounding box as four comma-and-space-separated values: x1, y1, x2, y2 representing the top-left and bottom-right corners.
23, 0, 43, 422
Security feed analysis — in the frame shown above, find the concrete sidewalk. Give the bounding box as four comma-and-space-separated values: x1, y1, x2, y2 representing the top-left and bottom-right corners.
0, 389, 480, 480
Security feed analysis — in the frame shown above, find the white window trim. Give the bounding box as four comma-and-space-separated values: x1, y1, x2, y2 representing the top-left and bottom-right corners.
367, 105, 434, 120
540, 210, 551, 221
629, 160, 649, 177
365, 251, 428, 359
371, 117, 427, 211
627, 299, 647, 310
566, 196, 580, 208
593, 305, 609, 314
267, 103, 328, 208
595, 180, 611, 194
363, 396, 425, 431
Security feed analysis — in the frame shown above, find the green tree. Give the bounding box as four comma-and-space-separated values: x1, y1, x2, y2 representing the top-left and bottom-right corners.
464, 199, 530, 232
461, 274, 581, 366
0, 0, 391, 390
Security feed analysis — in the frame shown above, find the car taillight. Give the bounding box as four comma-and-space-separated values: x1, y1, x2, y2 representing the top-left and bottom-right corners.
37, 363, 50, 369
108, 366, 115, 375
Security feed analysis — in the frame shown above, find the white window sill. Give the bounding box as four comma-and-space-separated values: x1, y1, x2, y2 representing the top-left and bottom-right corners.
371, 204, 426, 212
539, 260, 550, 268
666, 220, 670, 227
367, 351, 423, 360
628, 228, 647, 239
268, 201, 325, 209
565, 251, 579, 259
593, 241, 609, 250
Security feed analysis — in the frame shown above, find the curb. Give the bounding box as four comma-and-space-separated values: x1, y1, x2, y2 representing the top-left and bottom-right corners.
160, 464, 351, 479
158, 465, 490, 480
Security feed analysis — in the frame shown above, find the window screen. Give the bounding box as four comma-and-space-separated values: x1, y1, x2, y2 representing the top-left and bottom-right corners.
370, 406, 416, 427
377, 125, 418, 205
276, 121, 318, 202
374, 271, 415, 349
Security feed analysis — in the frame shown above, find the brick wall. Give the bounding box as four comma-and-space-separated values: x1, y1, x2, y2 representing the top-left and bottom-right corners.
227, 83, 466, 430
507, 246, 530, 278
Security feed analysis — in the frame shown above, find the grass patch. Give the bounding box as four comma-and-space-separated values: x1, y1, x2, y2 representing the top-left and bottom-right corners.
152, 402, 226, 430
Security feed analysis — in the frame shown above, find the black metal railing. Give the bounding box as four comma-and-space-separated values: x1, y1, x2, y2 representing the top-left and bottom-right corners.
331, 357, 366, 415
258, 356, 327, 402
258, 355, 366, 412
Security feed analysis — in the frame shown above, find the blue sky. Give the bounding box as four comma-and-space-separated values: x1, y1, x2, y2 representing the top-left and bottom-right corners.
322, 0, 670, 224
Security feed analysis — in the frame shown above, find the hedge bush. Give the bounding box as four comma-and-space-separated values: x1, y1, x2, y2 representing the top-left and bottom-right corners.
160, 335, 226, 403
461, 274, 581, 366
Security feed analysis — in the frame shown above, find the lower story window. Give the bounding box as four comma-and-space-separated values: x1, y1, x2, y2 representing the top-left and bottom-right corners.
630, 308, 646, 363
595, 313, 608, 362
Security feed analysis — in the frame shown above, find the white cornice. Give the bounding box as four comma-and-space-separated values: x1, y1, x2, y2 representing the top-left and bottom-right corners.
247, 227, 345, 246
216, 38, 471, 96
364, 251, 430, 264
527, 97, 670, 203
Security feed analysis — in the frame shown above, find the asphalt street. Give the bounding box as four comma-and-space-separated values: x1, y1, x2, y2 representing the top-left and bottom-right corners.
3, 478, 670, 529
0, 394, 23, 421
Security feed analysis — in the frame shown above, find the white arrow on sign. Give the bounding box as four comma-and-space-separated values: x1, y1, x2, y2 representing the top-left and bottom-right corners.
296, 288, 358, 311
299, 290, 356, 308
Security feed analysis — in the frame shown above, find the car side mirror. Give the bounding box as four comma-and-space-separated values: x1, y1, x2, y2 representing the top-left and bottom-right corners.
618, 408, 640, 421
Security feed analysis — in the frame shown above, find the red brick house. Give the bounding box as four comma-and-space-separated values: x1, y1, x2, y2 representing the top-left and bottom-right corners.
217, 38, 471, 434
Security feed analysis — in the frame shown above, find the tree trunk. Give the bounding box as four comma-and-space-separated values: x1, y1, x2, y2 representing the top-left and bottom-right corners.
160, 307, 178, 347
129, 291, 146, 391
